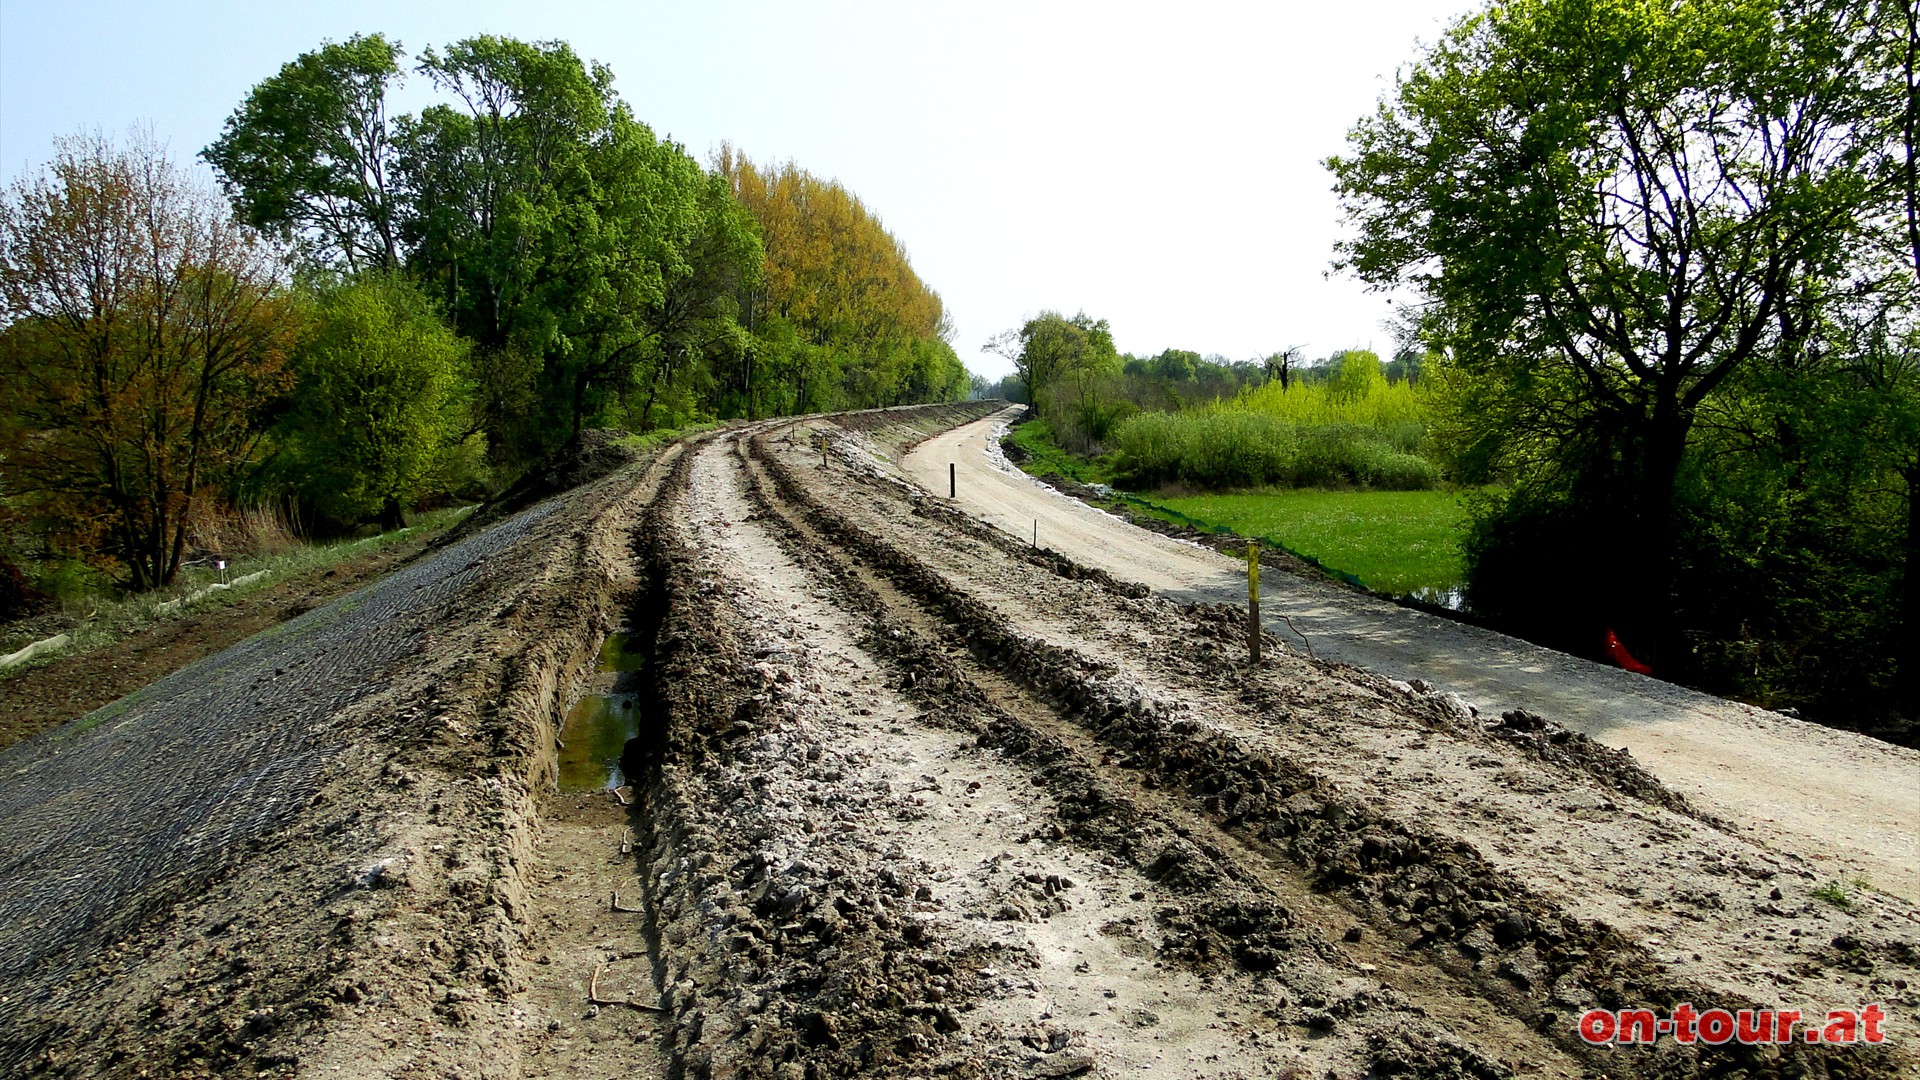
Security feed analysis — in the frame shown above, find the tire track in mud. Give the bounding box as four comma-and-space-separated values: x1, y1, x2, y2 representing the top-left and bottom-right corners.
733, 420, 1916, 1080
638, 428, 1522, 1077
497, 438, 712, 1080
733, 433, 1554, 1079
291, 439, 696, 1080
632, 427, 1018, 1079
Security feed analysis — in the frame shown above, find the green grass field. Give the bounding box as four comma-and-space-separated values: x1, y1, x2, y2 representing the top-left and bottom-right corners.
1004, 418, 1475, 601
1151, 489, 1472, 599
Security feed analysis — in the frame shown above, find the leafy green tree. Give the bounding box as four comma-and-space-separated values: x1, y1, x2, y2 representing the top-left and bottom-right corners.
1329, 0, 1884, 660
0, 132, 297, 590
983, 312, 1123, 451
204, 34, 405, 272
397, 36, 622, 450
282, 274, 478, 529
1860, 0, 1920, 706
903, 337, 972, 403
545, 109, 705, 437
984, 311, 1118, 415
1326, 350, 1385, 402
1151, 349, 1201, 382
625, 171, 762, 431
391, 37, 763, 451
207, 34, 966, 475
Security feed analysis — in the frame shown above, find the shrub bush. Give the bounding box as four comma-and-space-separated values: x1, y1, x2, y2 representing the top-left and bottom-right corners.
1112, 411, 1439, 490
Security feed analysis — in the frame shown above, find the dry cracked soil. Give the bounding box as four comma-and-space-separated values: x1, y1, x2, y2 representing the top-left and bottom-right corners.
0, 401, 1915, 1080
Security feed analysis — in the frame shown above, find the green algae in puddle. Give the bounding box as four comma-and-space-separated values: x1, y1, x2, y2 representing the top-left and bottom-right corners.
556, 632, 646, 792
596, 631, 645, 673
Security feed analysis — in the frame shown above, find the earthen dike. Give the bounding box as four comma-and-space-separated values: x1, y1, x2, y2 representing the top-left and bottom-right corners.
1, 403, 1913, 1079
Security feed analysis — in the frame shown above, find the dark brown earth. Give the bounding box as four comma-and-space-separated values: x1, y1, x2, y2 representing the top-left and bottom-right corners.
1, 401, 1914, 1080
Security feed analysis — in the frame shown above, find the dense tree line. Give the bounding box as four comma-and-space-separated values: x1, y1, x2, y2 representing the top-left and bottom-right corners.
0, 33, 965, 599
1330, 0, 1920, 742
206, 33, 966, 454
714, 148, 968, 417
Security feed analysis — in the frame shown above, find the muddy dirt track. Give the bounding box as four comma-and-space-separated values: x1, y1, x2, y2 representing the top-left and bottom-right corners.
2, 402, 1917, 1079
907, 410, 1920, 906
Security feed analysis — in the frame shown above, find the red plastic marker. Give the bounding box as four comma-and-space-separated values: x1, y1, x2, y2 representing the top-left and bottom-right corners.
1603, 627, 1653, 675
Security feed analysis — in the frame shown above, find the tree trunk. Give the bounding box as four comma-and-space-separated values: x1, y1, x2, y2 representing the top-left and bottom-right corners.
640, 375, 661, 434
138, 510, 165, 593
571, 369, 590, 439
1619, 409, 1691, 670
379, 495, 407, 533
1900, 462, 1920, 712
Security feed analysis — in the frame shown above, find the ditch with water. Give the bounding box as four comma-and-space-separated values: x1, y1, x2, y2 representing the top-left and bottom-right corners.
557, 630, 648, 792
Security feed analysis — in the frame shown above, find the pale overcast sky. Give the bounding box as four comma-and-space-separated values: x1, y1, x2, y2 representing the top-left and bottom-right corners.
0, 1, 1475, 379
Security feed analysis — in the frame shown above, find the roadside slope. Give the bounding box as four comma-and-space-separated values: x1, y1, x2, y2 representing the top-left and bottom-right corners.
0, 523, 452, 752
905, 410, 1920, 903
0, 439, 682, 1078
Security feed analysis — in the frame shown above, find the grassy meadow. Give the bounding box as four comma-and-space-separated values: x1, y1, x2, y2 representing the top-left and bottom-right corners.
1151, 488, 1473, 599
1010, 350, 1478, 602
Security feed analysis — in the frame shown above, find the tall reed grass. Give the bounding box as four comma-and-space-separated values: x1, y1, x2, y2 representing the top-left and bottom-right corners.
1112, 379, 1438, 490
1232, 376, 1428, 428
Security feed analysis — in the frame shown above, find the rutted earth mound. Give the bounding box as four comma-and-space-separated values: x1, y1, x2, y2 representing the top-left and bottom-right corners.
0, 401, 1914, 1079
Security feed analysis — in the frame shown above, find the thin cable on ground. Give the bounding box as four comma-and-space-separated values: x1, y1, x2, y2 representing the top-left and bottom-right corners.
1276, 613, 1314, 660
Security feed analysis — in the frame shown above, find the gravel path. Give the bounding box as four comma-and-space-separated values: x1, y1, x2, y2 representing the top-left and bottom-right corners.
906, 410, 1920, 903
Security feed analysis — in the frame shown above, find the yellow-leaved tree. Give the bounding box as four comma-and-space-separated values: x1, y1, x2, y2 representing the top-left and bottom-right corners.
714, 146, 963, 413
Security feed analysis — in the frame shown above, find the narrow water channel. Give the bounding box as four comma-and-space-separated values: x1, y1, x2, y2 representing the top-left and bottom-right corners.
1405, 585, 1467, 611
557, 631, 646, 792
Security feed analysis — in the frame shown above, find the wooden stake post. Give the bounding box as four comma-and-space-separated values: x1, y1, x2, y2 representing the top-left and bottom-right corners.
1248, 541, 1261, 667
950, 462, 956, 498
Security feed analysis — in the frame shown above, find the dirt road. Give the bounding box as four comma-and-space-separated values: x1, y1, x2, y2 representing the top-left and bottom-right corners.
3, 402, 1915, 1079
905, 410, 1920, 904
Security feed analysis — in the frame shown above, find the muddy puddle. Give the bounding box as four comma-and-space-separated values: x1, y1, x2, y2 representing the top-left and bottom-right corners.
557, 632, 646, 792
1405, 584, 1467, 611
